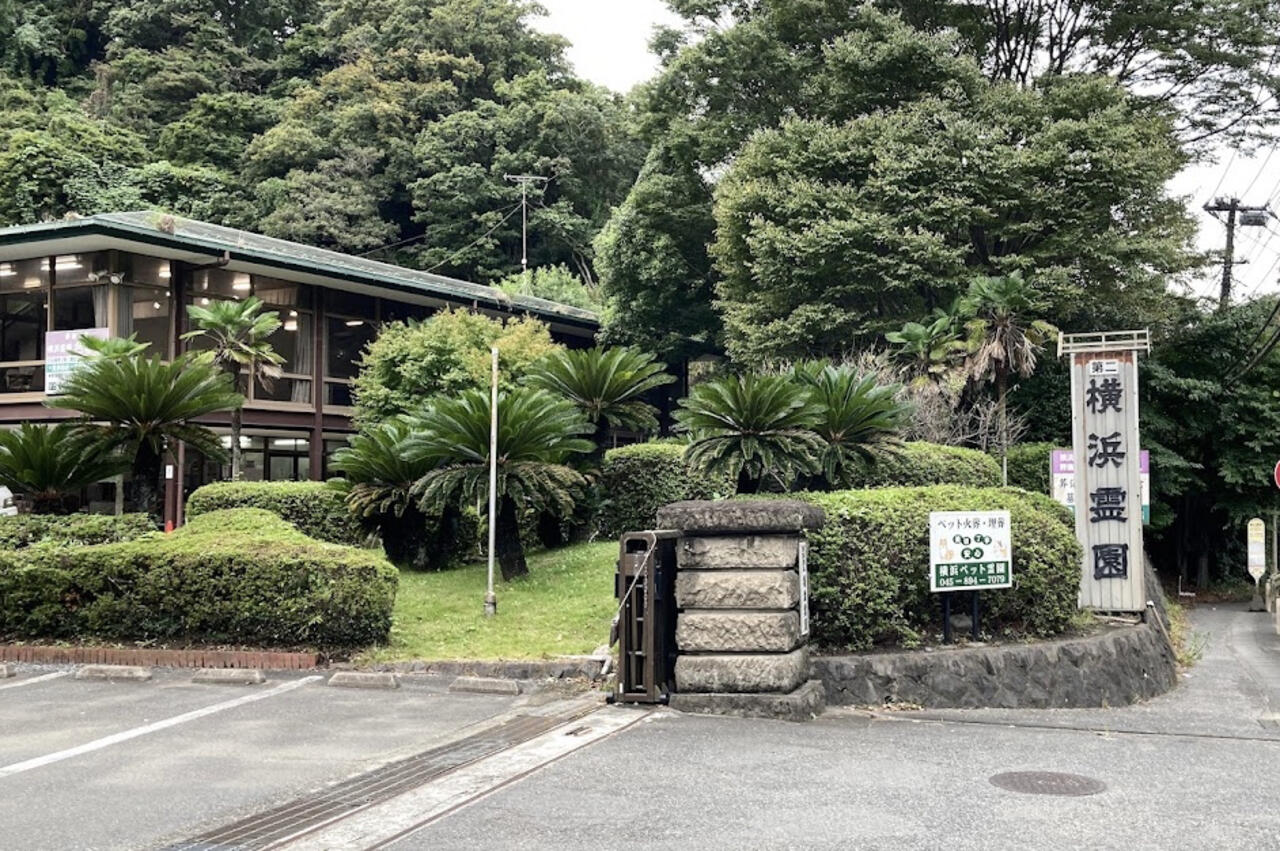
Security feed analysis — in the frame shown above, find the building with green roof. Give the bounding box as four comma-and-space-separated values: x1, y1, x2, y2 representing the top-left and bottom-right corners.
0, 212, 599, 525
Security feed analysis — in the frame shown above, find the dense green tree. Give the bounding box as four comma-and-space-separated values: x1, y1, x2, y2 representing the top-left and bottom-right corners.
352, 309, 560, 427
599, 6, 988, 356
497, 264, 597, 310
712, 75, 1197, 364
594, 139, 719, 359
887, 0, 1280, 146
1137, 298, 1280, 586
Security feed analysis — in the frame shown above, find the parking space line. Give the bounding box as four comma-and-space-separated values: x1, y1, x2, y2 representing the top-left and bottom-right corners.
0, 671, 69, 691
0, 675, 323, 778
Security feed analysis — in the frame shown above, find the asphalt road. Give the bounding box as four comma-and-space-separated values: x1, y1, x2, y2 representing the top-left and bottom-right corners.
396, 604, 1280, 851
1, 603, 1277, 850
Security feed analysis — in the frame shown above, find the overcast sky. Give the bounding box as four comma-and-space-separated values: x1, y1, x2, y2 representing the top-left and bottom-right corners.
534, 0, 1280, 303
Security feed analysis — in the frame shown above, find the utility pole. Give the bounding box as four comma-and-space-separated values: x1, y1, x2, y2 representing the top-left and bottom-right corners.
503, 174, 548, 288
1204, 196, 1270, 310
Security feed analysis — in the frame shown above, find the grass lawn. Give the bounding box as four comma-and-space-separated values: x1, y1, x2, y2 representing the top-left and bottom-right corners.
361, 540, 617, 662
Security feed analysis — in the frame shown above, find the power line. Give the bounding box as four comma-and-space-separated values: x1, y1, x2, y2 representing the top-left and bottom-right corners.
356, 202, 522, 259
424, 204, 525, 273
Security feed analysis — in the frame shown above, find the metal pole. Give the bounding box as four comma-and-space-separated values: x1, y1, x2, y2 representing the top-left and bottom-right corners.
485, 346, 498, 617
942, 593, 952, 644
520, 180, 528, 286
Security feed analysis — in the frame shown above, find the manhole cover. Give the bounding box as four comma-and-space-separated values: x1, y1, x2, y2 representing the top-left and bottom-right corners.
989, 771, 1106, 796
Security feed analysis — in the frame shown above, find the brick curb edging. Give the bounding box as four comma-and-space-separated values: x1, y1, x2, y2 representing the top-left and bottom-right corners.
0, 645, 321, 670
0, 644, 607, 679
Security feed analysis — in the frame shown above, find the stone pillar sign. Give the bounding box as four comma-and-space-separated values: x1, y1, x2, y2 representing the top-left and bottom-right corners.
655, 499, 826, 721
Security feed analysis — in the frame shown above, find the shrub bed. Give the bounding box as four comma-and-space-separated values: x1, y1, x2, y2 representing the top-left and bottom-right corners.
187, 481, 365, 546
839, 442, 1002, 489
1003, 441, 1055, 494
0, 508, 397, 647
597, 442, 733, 538
798, 486, 1079, 651
0, 513, 156, 550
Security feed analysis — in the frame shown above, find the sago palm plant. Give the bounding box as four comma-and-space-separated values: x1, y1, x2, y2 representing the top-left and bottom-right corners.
329, 416, 468, 571
407, 387, 594, 580
792, 364, 908, 489
0, 422, 131, 514
183, 296, 284, 479
525, 345, 674, 458
48, 350, 242, 517
675, 373, 825, 494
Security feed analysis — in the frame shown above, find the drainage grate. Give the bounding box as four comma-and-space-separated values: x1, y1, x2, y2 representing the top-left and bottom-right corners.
163, 706, 598, 850
989, 771, 1106, 797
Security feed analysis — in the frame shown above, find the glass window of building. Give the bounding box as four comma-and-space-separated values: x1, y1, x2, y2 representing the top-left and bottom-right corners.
50, 253, 107, 288
252, 277, 313, 310
219, 435, 310, 481
122, 287, 171, 357
119, 254, 173, 357
192, 268, 250, 301
0, 258, 49, 392
242, 278, 314, 405
324, 289, 375, 407
255, 310, 314, 404
325, 289, 376, 319
52, 285, 109, 332
381, 300, 432, 324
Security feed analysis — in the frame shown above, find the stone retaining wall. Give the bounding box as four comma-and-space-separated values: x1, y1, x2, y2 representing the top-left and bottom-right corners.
813, 616, 1176, 709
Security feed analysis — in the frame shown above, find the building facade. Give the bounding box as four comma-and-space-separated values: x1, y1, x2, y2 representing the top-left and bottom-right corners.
0, 212, 600, 526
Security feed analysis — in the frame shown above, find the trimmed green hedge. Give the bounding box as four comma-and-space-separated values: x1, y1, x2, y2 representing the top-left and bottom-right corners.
839, 442, 1002, 489
187, 481, 365, 546
799, 486, 1080, 650
0, 514, 156, 550
0, 508, 397, 647
1003, 442, 1055, 495
597, 442, 734, 538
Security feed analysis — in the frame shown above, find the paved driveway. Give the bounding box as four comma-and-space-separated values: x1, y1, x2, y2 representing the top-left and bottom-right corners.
2, 604, 1278, 850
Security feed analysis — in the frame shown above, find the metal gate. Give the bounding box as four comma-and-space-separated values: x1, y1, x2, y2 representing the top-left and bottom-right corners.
612, 530, 678, 704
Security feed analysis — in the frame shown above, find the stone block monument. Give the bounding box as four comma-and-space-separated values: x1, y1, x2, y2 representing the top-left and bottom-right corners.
656, 499, 825, 721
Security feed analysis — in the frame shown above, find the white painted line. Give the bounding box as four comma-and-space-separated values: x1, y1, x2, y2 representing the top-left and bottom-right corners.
0, 671, 70, 691
282, 706, 648, 850
0, 675, 323, 778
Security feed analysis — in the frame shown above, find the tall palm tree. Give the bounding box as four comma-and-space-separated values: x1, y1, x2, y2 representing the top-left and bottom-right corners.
48, 351, 242, 518
182, 297, 284, 479
525, 346, 675, 459
675, 373, 825, 494
407, 387, 594, 580
0, 423, 131, 514
960, 271, 1057, 482
792, 365, 908, 489
329, 416, 468, 571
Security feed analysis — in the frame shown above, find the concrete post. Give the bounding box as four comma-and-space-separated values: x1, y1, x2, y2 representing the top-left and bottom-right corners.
656, 499, 826, 721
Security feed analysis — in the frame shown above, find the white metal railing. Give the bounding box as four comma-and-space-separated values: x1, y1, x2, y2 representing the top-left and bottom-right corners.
1057, 329, 1151, 357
